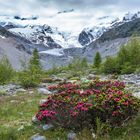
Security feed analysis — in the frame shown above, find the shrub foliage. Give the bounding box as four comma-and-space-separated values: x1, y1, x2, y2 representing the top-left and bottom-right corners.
0, 56, 14, 84
36, 80, 140, 130
19, 49, 42, 88
94, 52, 102, 68
103, 38, 140, 74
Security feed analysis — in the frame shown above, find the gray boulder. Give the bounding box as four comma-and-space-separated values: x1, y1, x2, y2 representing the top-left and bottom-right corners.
0, 84, 26, 95
30, 134, 46, 140
67, 132, 76, 140
87, 74, 97, 80
39, 99, 47, 105
37, 88, 52, 95
32, 116, 39, 123
42, 124, 54, 131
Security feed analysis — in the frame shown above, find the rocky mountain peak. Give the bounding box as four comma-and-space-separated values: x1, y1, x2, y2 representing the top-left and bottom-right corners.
123, 11, 140, 22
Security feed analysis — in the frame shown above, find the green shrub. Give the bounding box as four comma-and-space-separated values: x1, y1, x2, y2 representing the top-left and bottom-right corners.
117, 46, 129, 66
103, 56, 120, 74
135, 67, 140, 74
0, 56, 14, 84
68, 57, 89, 71
94, 52, 102, 68
121, 62, 135, 74
103, 37, 140, 74
19, 49, 42, 88
0, 129, 18, 140
81, 57, 88, 68
46, 64, 67, 76
19, 70, 41, 88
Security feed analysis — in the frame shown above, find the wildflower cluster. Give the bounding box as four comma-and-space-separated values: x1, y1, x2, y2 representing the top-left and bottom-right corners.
48, 83, 80, 91
36, 80, 140, 129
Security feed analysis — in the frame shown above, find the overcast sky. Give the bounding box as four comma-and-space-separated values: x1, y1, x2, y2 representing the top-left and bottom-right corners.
0, 0, 140, 32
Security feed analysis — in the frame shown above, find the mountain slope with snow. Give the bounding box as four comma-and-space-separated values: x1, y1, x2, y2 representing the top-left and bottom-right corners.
78, 11, 140, 46
9, 25, 82, 48
1, 11, 140, 49
1, 11, 140, 70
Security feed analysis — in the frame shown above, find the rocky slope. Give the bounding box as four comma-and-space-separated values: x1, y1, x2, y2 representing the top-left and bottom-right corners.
0, 26, 47, 70
97, 18, 140, 43
0, 37, 30, 70
62, 16, 140, 64
78, 12, 140, 46
78, 16, 120, 46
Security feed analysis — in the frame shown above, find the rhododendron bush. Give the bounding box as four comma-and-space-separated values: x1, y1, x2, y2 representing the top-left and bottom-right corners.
36, 80, 140, 130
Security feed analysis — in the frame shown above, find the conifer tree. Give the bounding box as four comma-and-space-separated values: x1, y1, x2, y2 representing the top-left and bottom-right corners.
94, 52, 101, 68
29, 48, 41, 71
81, 57, 88, 67
19, 48, 42, 88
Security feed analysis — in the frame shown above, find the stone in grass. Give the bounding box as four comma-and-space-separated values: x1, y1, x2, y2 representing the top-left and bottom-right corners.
16, 88, 26, 93
17, 125, 24, 131
39, 83, 47, 88
67, 131, 76, 140
32, 116, 40, 123
28, 90, 34, 94
37, 88, 52, 95
87, 74, 97, 80
42, 124, 54, 131
133, 92, 140, 99
30, 133, 46, 140
39, 99, 47, 105
92, 132, 96, 139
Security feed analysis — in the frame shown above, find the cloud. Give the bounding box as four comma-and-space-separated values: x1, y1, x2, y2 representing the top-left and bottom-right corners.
38, 0, 117, 8
0, 0, 140, 32
0, 0, 140, 16
38, 0, 140, 10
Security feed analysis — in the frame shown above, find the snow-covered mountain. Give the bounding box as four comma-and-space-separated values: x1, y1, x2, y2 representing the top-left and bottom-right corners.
1, 11, 140, 50
0, 14, 82, 49
78, 11, 140, 46
78, 16, 121, 46
1, 11, 140, 70
123, 12, 140, 21
9, 25, 82, 48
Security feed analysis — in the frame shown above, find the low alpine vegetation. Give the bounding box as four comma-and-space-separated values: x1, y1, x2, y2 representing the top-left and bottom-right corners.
18, 49, 42, 88
36, 80, 140, 130
103, 37, 140, 74
0, 56, 14, 84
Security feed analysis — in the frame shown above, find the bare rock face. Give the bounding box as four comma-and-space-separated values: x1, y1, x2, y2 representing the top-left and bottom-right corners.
78, 30, 93, 46
0, 37, 31, 70
97, 18, 140, 43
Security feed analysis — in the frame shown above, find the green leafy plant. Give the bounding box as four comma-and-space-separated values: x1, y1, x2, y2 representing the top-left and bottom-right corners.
19, 49, 42, 88
81, 57, 88, 68
103, 56, 120, 74
103, 37, 140, 74
0, 56, 14, 84
94, 52, 102, 68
